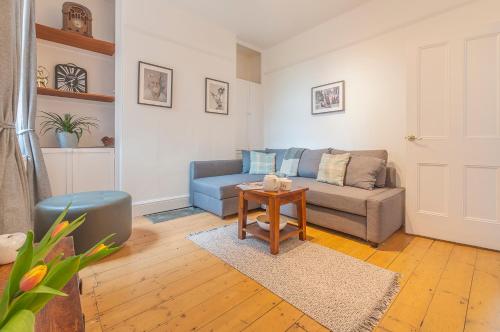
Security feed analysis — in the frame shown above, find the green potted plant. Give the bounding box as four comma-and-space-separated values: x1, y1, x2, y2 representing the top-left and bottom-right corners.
39, 112, 99, 148
0, 206, 119, 331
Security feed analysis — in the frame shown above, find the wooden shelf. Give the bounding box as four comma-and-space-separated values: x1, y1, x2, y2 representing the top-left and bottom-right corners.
37, 87, 114, 103
244, 223, 301, 243
36, 23, 115, 56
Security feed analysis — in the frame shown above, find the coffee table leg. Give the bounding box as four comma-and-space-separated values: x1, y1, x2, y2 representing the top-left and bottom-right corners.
297, 193, 307, 241
269, 197, 280, 255
238, 191, 248, 240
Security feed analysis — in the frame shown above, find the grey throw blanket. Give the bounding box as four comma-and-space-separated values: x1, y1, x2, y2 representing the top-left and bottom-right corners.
279, 148, 305, 176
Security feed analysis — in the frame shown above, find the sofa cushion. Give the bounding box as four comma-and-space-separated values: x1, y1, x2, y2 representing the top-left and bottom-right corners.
265, 148, 287, 172
242, 149, 265, 173
297, 148, 331, 178
345, 155, 386, 190
316, 153, 350, 186
249, 151, 276, 175
290, 177, 389, 216
192, 173, 265, 199
332, 149, 388, 187
279, 148, 306, 176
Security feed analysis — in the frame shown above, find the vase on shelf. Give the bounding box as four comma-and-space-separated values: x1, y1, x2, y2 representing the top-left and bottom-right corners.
56, 132, 78, 148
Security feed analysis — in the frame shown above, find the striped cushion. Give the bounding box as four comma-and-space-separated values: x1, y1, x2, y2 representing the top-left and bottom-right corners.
316, 153, 350, 186
249, 151, 276, 175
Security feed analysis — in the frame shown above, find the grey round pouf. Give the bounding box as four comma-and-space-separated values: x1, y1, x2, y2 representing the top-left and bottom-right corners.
35, 191, 132, 254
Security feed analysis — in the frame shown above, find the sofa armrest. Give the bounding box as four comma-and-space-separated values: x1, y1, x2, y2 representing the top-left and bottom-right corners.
366, 188, 405, 244
189, 159, 243, 205
190, 159, 243, 179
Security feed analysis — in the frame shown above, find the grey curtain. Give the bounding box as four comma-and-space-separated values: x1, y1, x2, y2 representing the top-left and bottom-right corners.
16, 0, 51, 205
0, 0, 51, 234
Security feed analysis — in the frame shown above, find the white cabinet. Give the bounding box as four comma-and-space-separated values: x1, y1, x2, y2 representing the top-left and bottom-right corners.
42, 148, 115, 196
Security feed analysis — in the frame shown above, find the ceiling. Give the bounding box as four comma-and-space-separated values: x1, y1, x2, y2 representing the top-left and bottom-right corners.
167, 0, 371, 49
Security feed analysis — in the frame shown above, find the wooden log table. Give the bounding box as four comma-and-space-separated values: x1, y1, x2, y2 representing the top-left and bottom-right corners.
0, 237, 84, 332
238, 186, 308, 254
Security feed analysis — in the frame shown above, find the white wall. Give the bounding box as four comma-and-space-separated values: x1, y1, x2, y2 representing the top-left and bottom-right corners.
262, 0, 500, 186
35, 0, 115, 148
116, 0, 259, 215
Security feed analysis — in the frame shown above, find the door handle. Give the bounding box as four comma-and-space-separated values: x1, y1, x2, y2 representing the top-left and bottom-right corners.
405, 134, 422, 141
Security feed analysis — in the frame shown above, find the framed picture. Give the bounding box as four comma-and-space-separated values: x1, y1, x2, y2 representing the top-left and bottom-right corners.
205, 78, 229, 115
138, 61, 173, 108
311, 80, 345, 115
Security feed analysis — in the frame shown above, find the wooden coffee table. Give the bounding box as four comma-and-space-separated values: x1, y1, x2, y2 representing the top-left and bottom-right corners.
237, 186, 308, 255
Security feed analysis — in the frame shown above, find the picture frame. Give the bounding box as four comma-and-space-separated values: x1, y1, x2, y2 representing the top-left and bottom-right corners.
205, 78, 229, 115
311, 80, 345, 115
138, 61, 173, 108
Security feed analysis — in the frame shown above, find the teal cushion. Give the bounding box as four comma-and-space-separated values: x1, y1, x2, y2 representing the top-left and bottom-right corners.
265, 148, 287, 171
242, 149, 265, 173
249, 151, 276, 175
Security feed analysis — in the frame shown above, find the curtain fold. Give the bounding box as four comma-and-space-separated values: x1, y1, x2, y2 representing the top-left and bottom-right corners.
0, 0, 31, 234
0, 0, 51, 235
16, 0, 52, 206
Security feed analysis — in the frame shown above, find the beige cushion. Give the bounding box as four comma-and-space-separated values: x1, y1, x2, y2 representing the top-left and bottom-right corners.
345, 155, 386, 190
316, 153, 350, 186
290, 177, 389, 216
333, 149, 388, 187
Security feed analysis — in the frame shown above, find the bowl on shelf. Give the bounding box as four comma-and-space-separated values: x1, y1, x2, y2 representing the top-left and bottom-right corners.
256, 214, 287, 231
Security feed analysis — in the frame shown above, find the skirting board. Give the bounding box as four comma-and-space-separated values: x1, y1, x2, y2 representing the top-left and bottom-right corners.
133, 195, 190, 217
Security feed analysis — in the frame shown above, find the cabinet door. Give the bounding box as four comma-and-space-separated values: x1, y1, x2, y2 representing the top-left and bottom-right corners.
72, 149, 115, 193
42, 149, 72, 196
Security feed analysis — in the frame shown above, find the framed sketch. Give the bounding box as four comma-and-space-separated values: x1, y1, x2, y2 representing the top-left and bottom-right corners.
311, 80, 345, 115
138, 61, 173, 108
205, 78, 229, 115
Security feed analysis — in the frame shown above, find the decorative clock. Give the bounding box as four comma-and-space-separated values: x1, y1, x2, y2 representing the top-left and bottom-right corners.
62, 2, 92, 37
55, 63, 88, 93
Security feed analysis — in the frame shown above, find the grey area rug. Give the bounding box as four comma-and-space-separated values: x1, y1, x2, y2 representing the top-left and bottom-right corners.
188, 223, 399, 332
145, 207, 204, 223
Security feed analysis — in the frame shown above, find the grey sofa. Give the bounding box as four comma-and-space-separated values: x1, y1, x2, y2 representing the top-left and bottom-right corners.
189, 148, 404, 245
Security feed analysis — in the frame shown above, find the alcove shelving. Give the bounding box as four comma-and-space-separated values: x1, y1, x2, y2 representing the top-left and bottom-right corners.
35, 23, 115, 103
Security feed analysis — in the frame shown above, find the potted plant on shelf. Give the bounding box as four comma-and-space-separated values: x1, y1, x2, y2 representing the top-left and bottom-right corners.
0, 206, 119, 331
39, 112, 99, 148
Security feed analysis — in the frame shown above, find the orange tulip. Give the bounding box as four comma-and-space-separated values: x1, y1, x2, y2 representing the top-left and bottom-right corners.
87, 244, 107, 256
51, 221, 69, 238
19, 265, 47, 292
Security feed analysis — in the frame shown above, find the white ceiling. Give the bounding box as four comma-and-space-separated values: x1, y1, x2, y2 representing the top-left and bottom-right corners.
167, 0, 371, 49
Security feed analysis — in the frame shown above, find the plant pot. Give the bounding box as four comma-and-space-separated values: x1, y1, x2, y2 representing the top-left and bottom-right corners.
56, 132, 78, 148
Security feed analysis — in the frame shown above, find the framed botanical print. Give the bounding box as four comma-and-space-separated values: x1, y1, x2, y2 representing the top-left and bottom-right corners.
205, 78, 229, 115
138, 61, 173, 108
311, 80, 345, 115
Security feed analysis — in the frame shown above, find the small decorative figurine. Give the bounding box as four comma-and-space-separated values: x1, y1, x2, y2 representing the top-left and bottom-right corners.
62, 2, 92, 37
36, 66, 49, 88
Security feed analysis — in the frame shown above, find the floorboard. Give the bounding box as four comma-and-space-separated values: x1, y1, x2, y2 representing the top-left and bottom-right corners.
80, 211, 500, 331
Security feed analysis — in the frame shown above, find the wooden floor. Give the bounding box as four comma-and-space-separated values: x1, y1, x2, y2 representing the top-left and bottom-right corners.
80, 211, 500, 332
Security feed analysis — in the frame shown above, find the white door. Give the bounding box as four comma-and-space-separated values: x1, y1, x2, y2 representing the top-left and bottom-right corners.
72, 148, 115, 193
406, 24, 500, 251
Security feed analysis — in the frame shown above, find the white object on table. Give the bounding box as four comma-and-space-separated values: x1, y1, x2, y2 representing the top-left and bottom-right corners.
263, 174, 280, 191
255, 214, 287, 231
279, 178, 292, 191
0, 233, 27, 265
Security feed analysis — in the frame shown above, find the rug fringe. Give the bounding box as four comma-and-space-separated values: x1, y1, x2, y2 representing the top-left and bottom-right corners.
356, 274, 400, 332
